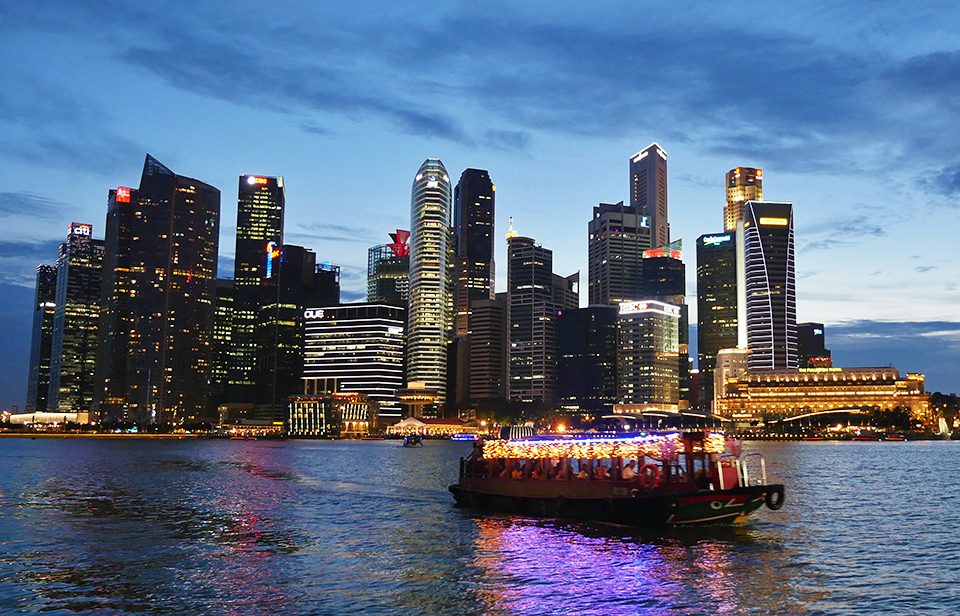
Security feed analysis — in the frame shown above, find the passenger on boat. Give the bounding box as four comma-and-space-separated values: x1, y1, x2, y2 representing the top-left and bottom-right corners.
621, 460, 637, 480
575, 462, 589, 480
498, 463, 510, 478
594, 462, 610, 480
550, 461, 568, 480
532, 464, 547, 480
510, 463, 523, 479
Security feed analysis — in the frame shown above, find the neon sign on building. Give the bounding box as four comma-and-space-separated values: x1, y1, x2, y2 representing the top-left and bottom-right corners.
116, 186, 131, 203
265, 241, 280, 277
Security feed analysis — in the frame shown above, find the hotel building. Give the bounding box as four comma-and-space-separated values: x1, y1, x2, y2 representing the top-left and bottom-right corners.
616, 300, 680, 411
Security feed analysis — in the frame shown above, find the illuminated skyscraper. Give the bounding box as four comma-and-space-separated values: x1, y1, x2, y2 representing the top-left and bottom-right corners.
743, 201, 797, 371
696, 232, 738, 405
724, 167, 763, 232
588, 201, 652, 305
210, 279, 235, 406
797, 322, 832, 368
506, 228, 577, 405
253, 246, 340, 420
94, 155, 220, 425
629, 143, 669, 247
233, 174, 285, 399
367, 230, 410, 308
616, 300, 680, 409
25, 264, 57, 412
467, 293, 509, 405
406, 159, 453, 405
641, 241, 690, 407
453, 168, 495, 336
48, 223, 104, 414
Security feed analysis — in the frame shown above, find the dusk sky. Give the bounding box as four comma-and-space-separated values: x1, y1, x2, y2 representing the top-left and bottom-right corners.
1, 0, 959, 408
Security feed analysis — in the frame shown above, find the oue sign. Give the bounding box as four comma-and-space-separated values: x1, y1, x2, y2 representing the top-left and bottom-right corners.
304, 309, 325, 319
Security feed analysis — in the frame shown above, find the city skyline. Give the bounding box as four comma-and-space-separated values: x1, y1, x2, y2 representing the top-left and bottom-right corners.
2, 1, 960, 409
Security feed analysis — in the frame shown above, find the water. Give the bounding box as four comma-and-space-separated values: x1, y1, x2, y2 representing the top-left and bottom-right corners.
0, 438, 958, 614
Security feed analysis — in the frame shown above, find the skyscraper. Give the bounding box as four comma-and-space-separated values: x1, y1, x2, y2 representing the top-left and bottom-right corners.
25, 264, 57, 412
616, 300, 680, 409
302, 303, 405, 423
453, 168, 496, 336
233, 174, 285, 400
588, 201, 652, 305
641, 242, 690, 407
367, 230, 410, 308
254, 245, 340, 419
48, 223, 104, 414
407, 159, 454, 405
630, 143, 669, 247
467, 293, 509, 406
94, 154, 220, 425
210, 279, 235, 407
724, 167, 763, 232
743, 201, 797, 371
696, 232, 739, 405
557, 306, 618, 413
797, 322, 832, 368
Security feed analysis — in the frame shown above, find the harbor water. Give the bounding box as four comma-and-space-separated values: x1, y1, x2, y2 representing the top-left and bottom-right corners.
0, 438, 958, 614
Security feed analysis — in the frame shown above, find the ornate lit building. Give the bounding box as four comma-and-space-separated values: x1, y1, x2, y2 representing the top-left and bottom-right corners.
716, 367, 931, 424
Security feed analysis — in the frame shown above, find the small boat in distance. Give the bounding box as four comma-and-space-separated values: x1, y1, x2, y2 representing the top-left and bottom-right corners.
403, 435, 424, 448
450, 431, 785, 527
361, 435, 385, 441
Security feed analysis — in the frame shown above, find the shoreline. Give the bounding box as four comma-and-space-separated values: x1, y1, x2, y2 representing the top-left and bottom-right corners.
0, 432, 200, 439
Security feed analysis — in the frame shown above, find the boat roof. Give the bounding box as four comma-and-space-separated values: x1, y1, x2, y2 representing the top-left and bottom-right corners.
482, 431, 727, 460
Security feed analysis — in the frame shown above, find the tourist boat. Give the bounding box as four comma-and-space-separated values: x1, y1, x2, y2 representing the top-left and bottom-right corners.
361, 435, 385, 441
402, 434, 424, 447
449, 431, 785, 526
884, 434, 907, 441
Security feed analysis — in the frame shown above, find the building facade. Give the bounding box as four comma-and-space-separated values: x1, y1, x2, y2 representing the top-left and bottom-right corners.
797, 322, 832, 368
716, 367, 931, 425
743, 201, 797, 371
302, 303, 405, 423
724, 167, 763, 232
629, 143, 669, 247
93, 154, 220, 425
26, 264, 58, 412
210, 279, 235, 407
557, 306, 618, 413
453, 168, 496, 336
253, 246, 340, 419
288, 382, 378, 438
588, 201, 652, 305
466, 293, 509, 405
367, 230, 410, 308
696, 232, 739, 405
232, 174, 285, 400
407, 159, 454, 405
641, 246, 690, 408
48, 223, 104, 414
616, 300, 680, 409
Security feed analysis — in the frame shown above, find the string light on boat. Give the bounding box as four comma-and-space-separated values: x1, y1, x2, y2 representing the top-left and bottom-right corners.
481, 433, 728, 460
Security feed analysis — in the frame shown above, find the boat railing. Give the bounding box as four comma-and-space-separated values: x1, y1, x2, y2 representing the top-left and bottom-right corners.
715, 454, 742, 490
739, 453, 768, 486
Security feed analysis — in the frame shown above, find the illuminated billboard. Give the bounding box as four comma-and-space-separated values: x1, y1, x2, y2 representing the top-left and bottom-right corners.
116, 186, 131, 203
618, 300, 680, 318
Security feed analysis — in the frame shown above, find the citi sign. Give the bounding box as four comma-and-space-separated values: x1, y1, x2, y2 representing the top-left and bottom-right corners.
304, 309, 326, 319
70, 223, 92, 236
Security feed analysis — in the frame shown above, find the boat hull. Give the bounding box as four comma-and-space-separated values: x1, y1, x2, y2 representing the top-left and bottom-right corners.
449, 481, 779, 527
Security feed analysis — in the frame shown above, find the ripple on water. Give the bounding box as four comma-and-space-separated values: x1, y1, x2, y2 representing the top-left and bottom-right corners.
1, 439, 959, 614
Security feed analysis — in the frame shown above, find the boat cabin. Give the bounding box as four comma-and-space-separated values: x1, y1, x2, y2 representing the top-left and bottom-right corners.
462, 431, 747, 491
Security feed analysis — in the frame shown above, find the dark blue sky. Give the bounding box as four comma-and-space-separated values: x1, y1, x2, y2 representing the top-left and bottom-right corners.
1, 1, 958, 409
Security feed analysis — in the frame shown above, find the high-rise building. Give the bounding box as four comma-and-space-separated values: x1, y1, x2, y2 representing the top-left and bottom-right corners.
302, 303, 405, 424
210, 279, 235, 406
48, 223, 104, 414
743, 201, 797, 371
232, 174, 285, 400
797, 322, 832, 368
467, 293, 509, 405
696, 232, 739, 405
367, 230, 410, 308
507, 230, 578, 405
588, 201, 652, 305
557, 305, 618, 413
453, 168, 496, 335
713, 347, 749, 410
641, 243, 690, 408
407, 159, 454, 405
616, 300, 680, 410
253, 246, 340, 419
25, 264, 57, 412
724, 167, 763, 232
630, 143, 669, 247
94, 155, 220, 425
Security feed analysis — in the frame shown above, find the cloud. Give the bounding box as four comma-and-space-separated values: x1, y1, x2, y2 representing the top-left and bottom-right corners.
924, 163, 960, 198
802, 214, 886, 253
915, 265, 937, 273
0, 192, 67, 218
828, 320, 960, 393
484, 129, 531, 151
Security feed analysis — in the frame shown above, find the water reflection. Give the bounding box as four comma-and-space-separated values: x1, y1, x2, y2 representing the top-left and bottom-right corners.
469, 515, 823, 614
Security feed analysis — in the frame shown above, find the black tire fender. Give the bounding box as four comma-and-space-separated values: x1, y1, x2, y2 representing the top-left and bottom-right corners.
765, 486, 785, 511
